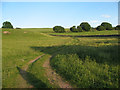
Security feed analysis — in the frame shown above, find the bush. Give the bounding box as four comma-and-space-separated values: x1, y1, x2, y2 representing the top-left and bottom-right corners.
70, 26, 78, 32
77, 26, 83, 32
2, 21, 13, 29
53, 26, 65, 33
113, 27, 116, 30
101, 22, 113, 30
115, 25, 120, 30
16, 27, 21, 29
80, 22, 91, 31
96, 26, 105, 31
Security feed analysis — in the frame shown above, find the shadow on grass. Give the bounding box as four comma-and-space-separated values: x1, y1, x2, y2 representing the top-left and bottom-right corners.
31, 45, 119, 65
17, 67, 50, 88
50, 34, 120, 37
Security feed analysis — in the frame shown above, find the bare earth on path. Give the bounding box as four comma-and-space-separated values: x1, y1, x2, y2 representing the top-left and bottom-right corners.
43, 55, 72, 88
17, 53, 72, 88
17, 54, 45, 88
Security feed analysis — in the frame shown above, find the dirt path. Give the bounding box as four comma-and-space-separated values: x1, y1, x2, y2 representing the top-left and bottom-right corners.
17, 54, 45, 88
18, 50, 72, 88
23, 54, 45, 71
43, 55, 72, 88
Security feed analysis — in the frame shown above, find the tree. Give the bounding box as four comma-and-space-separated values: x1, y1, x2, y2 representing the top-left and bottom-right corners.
70, 26, 78, 32
101, 22, 113, 30
16, 27, 21, 29
77, 26, 83, 32
70, 26, 83, 32
96, 25, 105, 31
53, 26, 65, 33
2, 21, 13, 29
115, 25, 120, 30
80, 22, 91, 31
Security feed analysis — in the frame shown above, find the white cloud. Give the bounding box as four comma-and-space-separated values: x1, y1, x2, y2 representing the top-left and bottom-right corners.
101, 15, 111, 18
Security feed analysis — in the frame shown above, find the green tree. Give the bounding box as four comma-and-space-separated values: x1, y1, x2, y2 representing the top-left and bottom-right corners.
53, 26, 65, 33
77, 26, 83, 32
70, 26, 78, 32
80, 22, 91, 31
96, 26, 105, 31
115, 25, 120, 30
2, 21, 13, 29
101, 22, 113, 30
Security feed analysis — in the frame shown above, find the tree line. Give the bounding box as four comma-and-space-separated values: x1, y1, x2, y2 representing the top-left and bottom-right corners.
1, 21, 120, 32
53, 22, 120, 33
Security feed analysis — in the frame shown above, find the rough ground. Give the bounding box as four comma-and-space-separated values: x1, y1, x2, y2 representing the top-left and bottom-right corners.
17, 54, 45, 88
18, 54, 72, 88
43, 55, 72, 88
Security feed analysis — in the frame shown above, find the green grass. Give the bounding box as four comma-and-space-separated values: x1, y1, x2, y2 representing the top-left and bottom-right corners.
51, 54, 119, 88
2, 28, 70, 88
2, 28, 119, 88
27, 54, 59, 88
49, 30, 119, 36
49, 38, 119, 88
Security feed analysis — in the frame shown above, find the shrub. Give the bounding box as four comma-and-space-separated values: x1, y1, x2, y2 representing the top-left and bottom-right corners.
16, 27, 21, 29
77, 26, 83, 32
2, 21, 13, 29
101, 22, 113, 30
115, 25, 120, 30
113, 27, 116, 30
53, 26, 65, 33
96, 26, 105, 31
80, 22, 91, 31
70, 26, 78, 32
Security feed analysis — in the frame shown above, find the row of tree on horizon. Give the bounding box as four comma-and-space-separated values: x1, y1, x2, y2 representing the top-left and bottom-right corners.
1, 21, 120, 32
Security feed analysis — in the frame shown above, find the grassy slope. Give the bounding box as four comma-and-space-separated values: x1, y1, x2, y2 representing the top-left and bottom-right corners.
2, 28, 119, 88
2, 28, 70, 88
49, 30, 119, 36
50, 37, 119, 88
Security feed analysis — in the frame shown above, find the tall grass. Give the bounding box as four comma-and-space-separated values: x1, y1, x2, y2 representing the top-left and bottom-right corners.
50, 38, 119, 88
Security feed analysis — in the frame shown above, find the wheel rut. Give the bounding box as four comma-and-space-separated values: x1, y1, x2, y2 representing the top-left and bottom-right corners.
17, 54, 45, 88
43, 55, 72, 88
18, 53, 72, 88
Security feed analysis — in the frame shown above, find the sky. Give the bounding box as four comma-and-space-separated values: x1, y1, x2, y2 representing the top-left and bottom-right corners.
0, 1, 119, 28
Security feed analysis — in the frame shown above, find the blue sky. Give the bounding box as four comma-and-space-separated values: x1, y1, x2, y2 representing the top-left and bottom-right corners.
1, 2, 118, 28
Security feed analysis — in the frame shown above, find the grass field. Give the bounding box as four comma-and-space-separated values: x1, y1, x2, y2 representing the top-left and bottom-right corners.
49, 29, 119, 36
2, 28, 119, 88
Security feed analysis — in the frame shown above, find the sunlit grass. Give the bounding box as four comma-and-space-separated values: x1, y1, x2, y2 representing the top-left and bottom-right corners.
2, 28, 70, 88
2, 28, 119, 88
50, 37, 119, 88
49, 30, 119, 36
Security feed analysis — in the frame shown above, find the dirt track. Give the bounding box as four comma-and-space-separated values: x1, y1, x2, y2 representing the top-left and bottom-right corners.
17, 54, 45, 88
17, 54, 72, 88
43, 55, 72, 88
